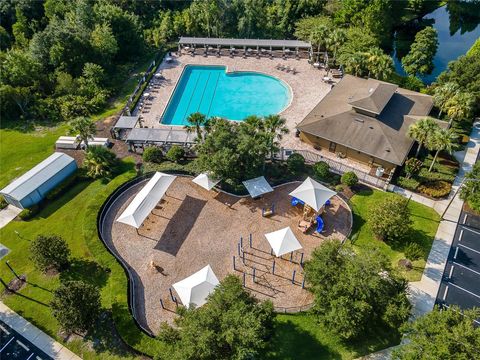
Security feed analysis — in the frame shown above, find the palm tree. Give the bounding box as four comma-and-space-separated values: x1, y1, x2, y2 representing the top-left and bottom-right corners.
83, 146, 117, 179
263, 115, 289, 160
69, 117, 96, 148
427, 128, 457, 172
184, 112, 208, 142
365, 49, 394, 80
310, 24, 329, 63
326, 28, 347, 65
407, 118, 439, 158
433, 82, 459, 118
444, 92, 475, 126
343, 52, 366, 77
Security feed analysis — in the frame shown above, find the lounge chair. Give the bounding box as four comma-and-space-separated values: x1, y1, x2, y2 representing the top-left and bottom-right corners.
291, 67, 297, 75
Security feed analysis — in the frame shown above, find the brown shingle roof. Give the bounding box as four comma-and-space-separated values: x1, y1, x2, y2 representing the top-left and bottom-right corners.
297, 75, 434, 165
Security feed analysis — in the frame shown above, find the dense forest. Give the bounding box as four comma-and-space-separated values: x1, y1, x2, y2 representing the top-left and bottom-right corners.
0, 0, 478, 125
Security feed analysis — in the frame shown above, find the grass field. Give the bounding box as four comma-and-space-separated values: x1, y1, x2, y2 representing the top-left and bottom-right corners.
348, 188, 440, 281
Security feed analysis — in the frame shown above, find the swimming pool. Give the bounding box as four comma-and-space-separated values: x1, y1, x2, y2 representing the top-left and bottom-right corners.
161, 65, 291, 126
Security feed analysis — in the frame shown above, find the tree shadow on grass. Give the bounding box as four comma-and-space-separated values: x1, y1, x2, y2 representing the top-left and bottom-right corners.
263, 318, 342, 360
60, 259, 109, 289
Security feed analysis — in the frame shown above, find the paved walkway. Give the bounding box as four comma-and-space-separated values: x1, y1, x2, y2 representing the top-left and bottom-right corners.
0, 302, 80, 360
0, 205, 21, 229
360, 121, 480, 359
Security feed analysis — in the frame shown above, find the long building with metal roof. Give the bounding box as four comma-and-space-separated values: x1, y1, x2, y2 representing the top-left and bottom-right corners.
178, 37, 311, 49
0, 152, 77, 209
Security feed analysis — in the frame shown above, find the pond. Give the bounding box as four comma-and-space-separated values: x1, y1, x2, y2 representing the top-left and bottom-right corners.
393, 3, 480, 84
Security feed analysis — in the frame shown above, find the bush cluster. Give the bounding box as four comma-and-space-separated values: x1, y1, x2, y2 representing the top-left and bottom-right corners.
368, 197, 412, 241
0, 196, 8, 210
18, 204, 40, 220
313, 161, 330, 180
341, 171, 358, 187
30, 234, 71, 272
397, 176, 420, 191
166, 145, 185, 163
418, 181, 452, 198
286, 153, 305, 174
404, 242, 424, 261
417, 168, 455, 183
142, 146, 163, 164
45, 173, 80, 200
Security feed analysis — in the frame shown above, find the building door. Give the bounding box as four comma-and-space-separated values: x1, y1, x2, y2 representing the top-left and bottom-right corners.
329, 142, 336, 153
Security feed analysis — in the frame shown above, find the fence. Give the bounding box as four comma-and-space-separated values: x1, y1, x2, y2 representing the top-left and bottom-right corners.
277, 148, 388, 189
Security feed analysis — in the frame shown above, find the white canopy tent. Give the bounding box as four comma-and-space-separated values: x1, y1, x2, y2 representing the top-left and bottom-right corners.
192, 173, 220, 191
172, 265, 219, 308
242, 176, 273, 198
289, 177, 336, 212
116, 172, 176, 228
265, 227, 302, 257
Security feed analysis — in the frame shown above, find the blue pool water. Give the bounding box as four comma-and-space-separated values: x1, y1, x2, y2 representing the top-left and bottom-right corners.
161, 65, 291, 126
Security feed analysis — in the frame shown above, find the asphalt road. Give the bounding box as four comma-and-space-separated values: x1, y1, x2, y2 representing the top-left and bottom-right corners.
437, 210, 480, 318
0, 320, 52, 360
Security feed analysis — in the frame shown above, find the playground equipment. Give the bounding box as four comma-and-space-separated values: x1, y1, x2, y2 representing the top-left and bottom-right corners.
291, 197, 304, 206
262, 203, 275, 217
315, 216, 324, 233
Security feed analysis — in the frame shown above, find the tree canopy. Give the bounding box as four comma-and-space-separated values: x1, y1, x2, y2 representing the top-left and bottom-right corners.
402, 26, 439, 76
304, 240, 411, 340
156, 275, 275, 360
460, 161, 480, 213
393, 306, 480, 360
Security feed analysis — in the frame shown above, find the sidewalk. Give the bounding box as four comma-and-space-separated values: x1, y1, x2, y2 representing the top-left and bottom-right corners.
0, 302, 80, 360
360, 122, 480, 359
0, 205, 21, 229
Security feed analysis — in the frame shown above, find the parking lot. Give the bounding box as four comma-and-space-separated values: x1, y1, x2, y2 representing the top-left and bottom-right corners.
0, 320, 52, 360
437, 210, 480, 320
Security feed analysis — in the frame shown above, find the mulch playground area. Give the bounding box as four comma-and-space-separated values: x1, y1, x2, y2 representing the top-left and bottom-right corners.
104, 176, 352, 333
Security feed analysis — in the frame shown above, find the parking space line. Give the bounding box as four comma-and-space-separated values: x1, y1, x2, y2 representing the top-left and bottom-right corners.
17, 339, 30, 351
449, 265, 455, 279
453, 261, 480, 276
443, 285, 449, 301
26, 353, 34, 360
463, 214, 468, 224
0, 336, 14, 352
459, 229, 464, 241
0, 324, 10, 335
461, 226, 480, 236
458, 243, 480, 255
448, 282, 480, 299
454, 247, 459, 260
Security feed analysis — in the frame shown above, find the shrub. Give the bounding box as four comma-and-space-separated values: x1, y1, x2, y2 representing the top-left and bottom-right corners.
286, 153, 305, 174
460, 162, 480, 212
418, 181, 451, 198
368, 197, 412, 241
0, 196, 7, 210
404, 242, 424, 261
142, 147, 163, 163
83, 146, 117, 179
165, 145, 185, 163
418, 168, 455, 183
313, 161, 330, 180
335, 184, 345, 192
51, 280, 101, 333
45, 173, 79, 200
397, 176, 420, 191
404, 158, 422, 178
30, 234, 71, 272
18, 204, 40, 220
341, 171, 358, 187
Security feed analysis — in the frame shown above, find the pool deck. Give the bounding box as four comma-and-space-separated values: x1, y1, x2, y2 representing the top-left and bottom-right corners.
138, 53, 373, 172
103, 176, 352, 334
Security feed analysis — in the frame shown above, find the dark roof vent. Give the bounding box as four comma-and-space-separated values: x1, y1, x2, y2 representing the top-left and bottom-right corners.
369, 126, 374, 129
354, 118, 364, 123
385, 149, 391, 152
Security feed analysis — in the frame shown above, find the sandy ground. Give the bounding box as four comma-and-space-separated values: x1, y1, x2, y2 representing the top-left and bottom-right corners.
103, 176, 352, 334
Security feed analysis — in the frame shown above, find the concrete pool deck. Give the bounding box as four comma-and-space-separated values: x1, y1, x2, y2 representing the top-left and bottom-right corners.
138, 53, 332, 137
102, 176, 352, 334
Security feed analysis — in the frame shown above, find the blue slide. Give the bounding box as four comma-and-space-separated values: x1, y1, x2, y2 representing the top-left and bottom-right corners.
316, 216, 324, 233
291, 197, 305, 206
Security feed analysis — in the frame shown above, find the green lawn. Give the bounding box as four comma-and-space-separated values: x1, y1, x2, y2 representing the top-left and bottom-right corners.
0, 124, 69, 189
264, 313, 400, 360
348, 188, 440, 281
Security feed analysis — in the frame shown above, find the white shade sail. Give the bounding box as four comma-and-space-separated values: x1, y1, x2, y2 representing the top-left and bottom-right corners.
172, 265, 219, 308
192, 173, 220, 191
116, 172, 176, 228
242, 176, 273, 198
265, 227, 302, 257
289, 177, 336, 212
